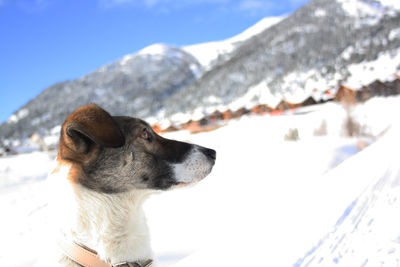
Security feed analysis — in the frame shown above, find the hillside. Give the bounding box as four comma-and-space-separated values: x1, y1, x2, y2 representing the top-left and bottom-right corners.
0, 45, 200, 140
162, 0, 400, 119
1, 0, 400, 141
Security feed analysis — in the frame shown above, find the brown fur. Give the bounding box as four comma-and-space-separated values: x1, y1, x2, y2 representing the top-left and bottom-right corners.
59, 104, 124, 164
56, 104, 215, 193
50, 104, 216, 267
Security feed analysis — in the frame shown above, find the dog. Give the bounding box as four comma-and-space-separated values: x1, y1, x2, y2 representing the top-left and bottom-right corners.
47, 104, 216, 267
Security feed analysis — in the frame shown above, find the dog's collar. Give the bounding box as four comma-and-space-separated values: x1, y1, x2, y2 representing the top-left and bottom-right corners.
57, 238, 153, 267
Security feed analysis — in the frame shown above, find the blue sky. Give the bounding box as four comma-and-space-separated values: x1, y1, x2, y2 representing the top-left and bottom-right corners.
0, 0, 308, 124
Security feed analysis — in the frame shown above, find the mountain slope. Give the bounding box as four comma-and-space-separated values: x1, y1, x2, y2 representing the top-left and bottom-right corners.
1, 0, 400, 141
163, 0, 400, 119
0, 44, 200, 140
183, 16, 284, 70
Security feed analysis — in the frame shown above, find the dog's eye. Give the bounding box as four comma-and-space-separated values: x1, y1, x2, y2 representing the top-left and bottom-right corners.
140, 128, 151, 142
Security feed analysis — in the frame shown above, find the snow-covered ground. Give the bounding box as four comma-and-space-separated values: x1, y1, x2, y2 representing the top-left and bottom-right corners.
0, 152, 55, 267
295, 121, 400, 266
1, 97, 400, 267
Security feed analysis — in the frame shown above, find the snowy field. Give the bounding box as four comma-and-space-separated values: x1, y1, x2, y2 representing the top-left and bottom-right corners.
1, 97, 400, 267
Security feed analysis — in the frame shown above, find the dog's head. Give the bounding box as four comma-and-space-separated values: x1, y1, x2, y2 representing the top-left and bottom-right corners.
58, 104, 216, 193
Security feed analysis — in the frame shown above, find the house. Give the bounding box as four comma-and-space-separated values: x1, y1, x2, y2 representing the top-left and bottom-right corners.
162, 125, 180, 133
356, 86, 372, 102
387, 78, 400, 96
334, 85, 356, 104
208, 110, 224, 122
222, 109, 234, 121
275, 100, 301, 111
152, 124, 162, 134
251, 104, 272, 115
300, 96, 317, 107
231, 107, 250, 119
367, 80, 387, 97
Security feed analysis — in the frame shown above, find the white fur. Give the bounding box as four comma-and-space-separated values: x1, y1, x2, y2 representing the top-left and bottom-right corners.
45, 146, 212, 266
170, 146, 213, 184
47, 164, 155, 266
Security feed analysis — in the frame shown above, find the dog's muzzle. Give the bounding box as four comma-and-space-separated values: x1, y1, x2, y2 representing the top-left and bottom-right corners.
170, 145, 216, 185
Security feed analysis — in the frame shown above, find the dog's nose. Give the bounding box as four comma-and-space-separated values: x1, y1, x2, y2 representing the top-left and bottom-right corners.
200, 147, 216, 161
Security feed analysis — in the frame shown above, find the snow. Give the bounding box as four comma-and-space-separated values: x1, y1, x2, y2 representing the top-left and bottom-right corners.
182, 41, 232, 69
314, 8, 326, 17
120, 54, 135, 65
339, 0, 382, 18
344, 48, 400, 89
183, 16, 284, 69
351, 96, 400, 136
8, 108, 29, 124
169, 112, 192, 125
245, 46, 400, 108
0, 151, 55, 188
338, 0, 400, 28
275, 69, 338, 102
228, 16, 285, 43
0, 151, 56, 267
226, 80, 281, 110
156, 97, 400, 267
379, 0, 400, 10
192, 107, 207, 121
138, 44, 169, 57
389, 27, 400, 41
206, 95, 221, 105
295, 122, 400, 266
1, 96, 400, 267
341, 45, 354, 60
43, 135, 59, 148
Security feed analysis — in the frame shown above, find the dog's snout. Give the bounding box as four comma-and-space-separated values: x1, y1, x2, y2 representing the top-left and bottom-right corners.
200, 147, 216, 161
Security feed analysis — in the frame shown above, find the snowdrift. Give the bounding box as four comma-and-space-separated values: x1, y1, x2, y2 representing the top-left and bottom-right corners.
295, 123, 400, 266
1, 97, 400, 267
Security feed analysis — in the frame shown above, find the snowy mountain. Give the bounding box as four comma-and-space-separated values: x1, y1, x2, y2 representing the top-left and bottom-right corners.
162, 0, 400, 119
183, 16, 284, 70
1, 0, 400, 141
0, 44, 200, 140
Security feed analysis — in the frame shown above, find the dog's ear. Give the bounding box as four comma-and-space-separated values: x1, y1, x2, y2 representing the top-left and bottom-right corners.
60, 104, 124, 157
